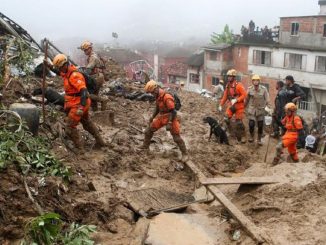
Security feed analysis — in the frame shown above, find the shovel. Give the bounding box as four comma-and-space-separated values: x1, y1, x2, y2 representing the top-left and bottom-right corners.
264, 116, 273, 163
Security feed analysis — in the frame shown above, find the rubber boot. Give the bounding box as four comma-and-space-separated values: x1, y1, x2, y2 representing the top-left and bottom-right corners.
236, 120, 246, 144
173, 135, 189, 162
66, 128, 85, 154
257, 134, 263, 146
101, 99, 108, 111
141, 127, 154, 150
81, 119, 106, 147
272, 142, 283, 165
290, 153, 299, 163
248, 133, 254, 143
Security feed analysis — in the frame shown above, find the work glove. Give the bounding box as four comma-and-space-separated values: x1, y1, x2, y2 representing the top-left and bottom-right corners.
231, 99, 237, 105
218, 105, 222, 112
166, 122, 172, 131
75, 107, 84, 116
265, 106, 272, 115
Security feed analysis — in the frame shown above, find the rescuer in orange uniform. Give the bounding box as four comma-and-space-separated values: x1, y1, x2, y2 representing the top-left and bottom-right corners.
272, 102, 304, 164
51, 54, 106, 151
218, 69, 247, 143
141, 80, 188, 162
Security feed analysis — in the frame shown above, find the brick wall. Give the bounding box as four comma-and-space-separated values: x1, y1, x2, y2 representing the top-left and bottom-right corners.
281, 16, 326, 33
232, 45, 249, 73
281, 17, 315, 33
316, 16, 326, 34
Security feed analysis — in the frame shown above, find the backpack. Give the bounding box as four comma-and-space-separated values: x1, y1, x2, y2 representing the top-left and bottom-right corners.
290, 115, 308, 149
164, 92, 181, 111
68, 69, 97, 94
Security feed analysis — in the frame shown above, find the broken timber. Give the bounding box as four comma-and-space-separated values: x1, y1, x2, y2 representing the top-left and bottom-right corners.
202, 176, 281, 185
185, 160, 272, 244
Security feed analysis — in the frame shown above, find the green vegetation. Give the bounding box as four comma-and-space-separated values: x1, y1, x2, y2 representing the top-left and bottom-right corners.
0, 112, 70, 179
22, 213, 96, 245
211, 24, 235, 44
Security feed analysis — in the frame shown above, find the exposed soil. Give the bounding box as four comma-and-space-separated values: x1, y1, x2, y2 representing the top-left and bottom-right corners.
1, 81, 325, 245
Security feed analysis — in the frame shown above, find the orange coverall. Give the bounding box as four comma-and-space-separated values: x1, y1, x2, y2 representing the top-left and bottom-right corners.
61, 65, 91, 128
281, 115, 303, 161
220, 81, 247, 119
151, 89, 180, 135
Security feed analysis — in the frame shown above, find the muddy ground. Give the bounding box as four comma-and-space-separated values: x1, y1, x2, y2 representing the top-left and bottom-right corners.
1, 84, 326, 245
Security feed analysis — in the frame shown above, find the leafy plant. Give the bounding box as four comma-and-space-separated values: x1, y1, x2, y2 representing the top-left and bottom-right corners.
62, 223, 97, 245
22, 212, 62, 245
0, 116, 70, 179
211, 24, 235, 44
21, 213, 96, 245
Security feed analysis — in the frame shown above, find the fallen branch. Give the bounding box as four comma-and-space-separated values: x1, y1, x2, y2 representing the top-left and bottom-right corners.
23, 178, 44, 215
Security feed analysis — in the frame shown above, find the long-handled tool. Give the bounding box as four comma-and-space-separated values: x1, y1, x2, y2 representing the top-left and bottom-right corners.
41, 39, 48, 123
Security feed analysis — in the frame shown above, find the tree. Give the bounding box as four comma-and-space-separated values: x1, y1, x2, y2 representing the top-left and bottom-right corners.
210, 25, 235, 44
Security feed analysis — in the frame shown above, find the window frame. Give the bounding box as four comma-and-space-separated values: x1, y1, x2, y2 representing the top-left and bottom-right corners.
284, 52, 307, 71
323, 24, 326, 38
189, 73, 200, 84
212, 77, 219, 86
315, 56, 326, 73
291, 22, 300, 36
253, 50, 272, 66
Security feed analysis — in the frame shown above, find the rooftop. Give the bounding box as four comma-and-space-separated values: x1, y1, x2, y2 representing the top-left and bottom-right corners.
202, 43, 231, 51
280, 14, 326, 19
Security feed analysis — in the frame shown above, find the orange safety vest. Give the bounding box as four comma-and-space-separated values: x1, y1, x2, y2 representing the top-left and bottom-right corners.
156, 89, 175, 113
61, 65, 87, 108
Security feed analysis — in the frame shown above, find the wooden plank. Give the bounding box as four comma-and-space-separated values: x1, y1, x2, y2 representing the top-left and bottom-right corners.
202, 177, 281, 185
206, 184, 267, 244
185, 160, 271, 244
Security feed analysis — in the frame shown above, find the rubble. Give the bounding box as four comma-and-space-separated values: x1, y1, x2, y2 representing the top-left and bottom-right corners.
1, 11, 326, 245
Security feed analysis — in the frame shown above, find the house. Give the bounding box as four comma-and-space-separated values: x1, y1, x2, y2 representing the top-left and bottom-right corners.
186, 0, 326, 117
166, 62, 188, 85
247, 0, 326, 115
186, 51, 204, 92
161, 47, 193, 84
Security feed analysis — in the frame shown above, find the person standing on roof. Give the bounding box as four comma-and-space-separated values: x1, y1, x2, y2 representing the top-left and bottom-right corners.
140, 80, 188, 162
79, 41, 108, 111
218, 69, 247, 143
272, 102, 304, 164
51, 54, 106, 151
245, 74, 272, 145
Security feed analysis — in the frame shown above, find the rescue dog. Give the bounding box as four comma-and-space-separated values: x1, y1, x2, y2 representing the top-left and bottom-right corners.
203, 116, 229, 145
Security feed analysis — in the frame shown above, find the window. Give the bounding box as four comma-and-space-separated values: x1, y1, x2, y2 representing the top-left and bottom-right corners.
209, 51, 217, 61
212, 77, 219, 85
284, 53, 307, 70
253, 50, 271, 66
190, 73, 200, 84
169, 75, 177, 84
291, 22, 299, 36
315, 56, 326, 72
323, 24, 326, 37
